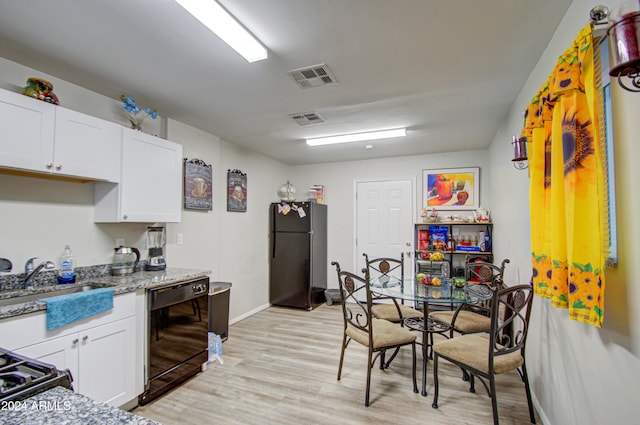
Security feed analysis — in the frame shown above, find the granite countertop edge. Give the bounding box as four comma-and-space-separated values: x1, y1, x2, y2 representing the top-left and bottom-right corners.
0, 267, 211, 319
0, 386, 160, 425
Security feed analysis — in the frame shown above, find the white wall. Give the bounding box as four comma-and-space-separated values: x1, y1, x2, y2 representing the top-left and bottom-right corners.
290, 150, 489, 288
215, 140, 288, 321
488, 1, 640, 424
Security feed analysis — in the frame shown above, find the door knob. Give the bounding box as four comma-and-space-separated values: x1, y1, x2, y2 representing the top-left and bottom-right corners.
82, 335, 88, 342
46, 163, 53, 169
55, 164, 62, 170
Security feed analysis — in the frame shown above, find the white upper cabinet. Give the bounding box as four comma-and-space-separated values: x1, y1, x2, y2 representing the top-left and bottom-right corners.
54, 106, 121, 182
0, 88, 121, 182
0, 88, 55, 172
94, 128, 183, 223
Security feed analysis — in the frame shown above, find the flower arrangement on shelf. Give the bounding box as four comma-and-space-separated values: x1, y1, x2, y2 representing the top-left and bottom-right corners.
119, 95, 158, 130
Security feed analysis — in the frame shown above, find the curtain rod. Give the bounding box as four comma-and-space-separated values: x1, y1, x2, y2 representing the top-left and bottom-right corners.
590, 5, 609, 24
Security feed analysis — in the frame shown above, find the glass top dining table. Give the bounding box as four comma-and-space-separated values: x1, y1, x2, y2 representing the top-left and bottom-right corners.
370, 276, 493, 396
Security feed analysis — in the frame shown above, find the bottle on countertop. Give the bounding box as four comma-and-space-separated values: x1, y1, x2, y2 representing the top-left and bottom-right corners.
57, 244, 76, 284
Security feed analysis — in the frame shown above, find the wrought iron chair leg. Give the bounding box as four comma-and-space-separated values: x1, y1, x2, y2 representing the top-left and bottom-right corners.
521, 363, 537, 423
365, 348, 373, 407
380, 350, 386, 370
383, 346, 401, 369
469, 373, 476, 393
337, 334, 348, 381
490, 375, 499, 425
428, 332, 434, 359
461, 367, 470, 381
431, 353, 439, 408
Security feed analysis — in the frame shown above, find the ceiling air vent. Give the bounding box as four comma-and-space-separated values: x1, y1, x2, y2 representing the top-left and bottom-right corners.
288, 112, 326, 126
287, 63, 338, 89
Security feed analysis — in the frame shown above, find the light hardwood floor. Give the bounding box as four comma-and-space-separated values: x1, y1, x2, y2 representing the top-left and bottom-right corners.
133, 304, 539, 425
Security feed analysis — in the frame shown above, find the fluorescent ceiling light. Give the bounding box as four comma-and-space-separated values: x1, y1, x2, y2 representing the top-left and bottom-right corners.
176, 0, 267, 63
306, 128, 407, 146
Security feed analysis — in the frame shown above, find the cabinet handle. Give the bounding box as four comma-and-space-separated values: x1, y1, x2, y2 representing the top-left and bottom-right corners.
82, 335, 88, 341
55, 164, 62, 170
72, 338, 79, 344
46, 163, 53, 169
123, 214, 128, 220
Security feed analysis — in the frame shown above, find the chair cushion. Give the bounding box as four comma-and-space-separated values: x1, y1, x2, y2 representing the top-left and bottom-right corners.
371, 303, 422, 322
347, 319, 416, 349
433, 334, 523, 375
429, 310, 491, 333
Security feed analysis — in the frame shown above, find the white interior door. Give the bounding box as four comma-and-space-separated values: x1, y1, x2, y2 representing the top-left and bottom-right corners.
355, 179, 414, 276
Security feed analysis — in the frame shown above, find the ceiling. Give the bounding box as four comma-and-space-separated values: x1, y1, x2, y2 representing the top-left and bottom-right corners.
0, 0, 572, 165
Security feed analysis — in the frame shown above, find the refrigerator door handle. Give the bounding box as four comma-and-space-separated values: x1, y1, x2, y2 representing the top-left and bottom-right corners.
271, 232, 276, 259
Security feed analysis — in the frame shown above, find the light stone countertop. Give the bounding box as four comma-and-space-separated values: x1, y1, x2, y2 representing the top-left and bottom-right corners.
0, 267, 211, 319
0, 386, 160, 425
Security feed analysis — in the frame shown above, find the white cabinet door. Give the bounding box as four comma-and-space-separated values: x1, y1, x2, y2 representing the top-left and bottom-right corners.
0, 88, 55, 173
0, 88, 121, 182
77, 316, 136, 407
16, 334, 80, 390
94, 128, 182, 223
53, 107, 121, 182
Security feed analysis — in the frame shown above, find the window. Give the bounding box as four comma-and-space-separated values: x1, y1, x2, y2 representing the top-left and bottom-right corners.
596, 36, 618, 266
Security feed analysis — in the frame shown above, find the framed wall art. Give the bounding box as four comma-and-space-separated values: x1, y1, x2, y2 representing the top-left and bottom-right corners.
423, 167, 479, 210
227, 169, 247, 212
184, 158, 212, 211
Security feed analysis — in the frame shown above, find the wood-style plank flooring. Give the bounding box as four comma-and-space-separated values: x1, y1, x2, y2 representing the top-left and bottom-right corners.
133, 304, 539, 425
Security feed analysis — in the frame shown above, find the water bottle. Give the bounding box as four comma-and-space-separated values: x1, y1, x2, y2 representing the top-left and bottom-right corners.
57, 244, 76, 284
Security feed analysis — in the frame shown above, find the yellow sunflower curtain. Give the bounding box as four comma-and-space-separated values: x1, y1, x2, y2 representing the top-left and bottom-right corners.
521, 24, 606, 328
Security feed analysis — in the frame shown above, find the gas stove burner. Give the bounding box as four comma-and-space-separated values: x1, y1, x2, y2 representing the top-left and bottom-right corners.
0, 348, 73, 402
0, 372, 32, 394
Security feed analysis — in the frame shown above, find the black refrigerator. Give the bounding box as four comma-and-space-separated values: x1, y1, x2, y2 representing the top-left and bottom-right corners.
270, 202, 327, 310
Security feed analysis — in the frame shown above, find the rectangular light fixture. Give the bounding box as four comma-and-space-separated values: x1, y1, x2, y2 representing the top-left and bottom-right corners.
306, 128, 407, 146
176, 0, 268, 63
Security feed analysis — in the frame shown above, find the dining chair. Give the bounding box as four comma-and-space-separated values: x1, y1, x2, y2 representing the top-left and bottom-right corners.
429, 258, 510, 338
431, 283, 536, 425
363, 253, 422, 323
331, 261, 418, 406
363, 253, 423, 369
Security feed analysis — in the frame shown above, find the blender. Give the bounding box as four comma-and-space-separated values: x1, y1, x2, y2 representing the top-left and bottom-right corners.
144, 226, 167, 271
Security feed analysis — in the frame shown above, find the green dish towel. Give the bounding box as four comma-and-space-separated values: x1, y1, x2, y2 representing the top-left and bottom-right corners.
40, 288, 114, 331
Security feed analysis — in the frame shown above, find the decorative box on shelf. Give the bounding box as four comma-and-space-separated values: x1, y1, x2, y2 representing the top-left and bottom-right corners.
455, 245, 481, 252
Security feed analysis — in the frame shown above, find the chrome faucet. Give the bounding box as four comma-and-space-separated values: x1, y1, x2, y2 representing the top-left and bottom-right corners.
24, 257, 56, 289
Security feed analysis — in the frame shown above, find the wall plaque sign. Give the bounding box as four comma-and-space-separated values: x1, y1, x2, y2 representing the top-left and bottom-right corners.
227, 169, 247, 212
184, 158, 212, 211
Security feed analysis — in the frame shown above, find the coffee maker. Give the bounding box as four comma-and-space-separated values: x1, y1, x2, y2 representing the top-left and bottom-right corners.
144, 226, 166, 271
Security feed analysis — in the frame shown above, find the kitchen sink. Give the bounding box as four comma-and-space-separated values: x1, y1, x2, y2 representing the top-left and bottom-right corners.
0, 285, 99, 307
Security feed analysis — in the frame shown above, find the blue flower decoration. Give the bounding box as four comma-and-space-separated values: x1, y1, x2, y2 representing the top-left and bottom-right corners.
119, 95, 157, 129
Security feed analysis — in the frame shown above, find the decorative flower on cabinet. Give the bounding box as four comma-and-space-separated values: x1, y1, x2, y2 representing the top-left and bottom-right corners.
120, 95, 157, 129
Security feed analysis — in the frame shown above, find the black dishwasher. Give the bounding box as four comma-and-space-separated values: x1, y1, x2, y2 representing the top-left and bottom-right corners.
139, 277, 209, 405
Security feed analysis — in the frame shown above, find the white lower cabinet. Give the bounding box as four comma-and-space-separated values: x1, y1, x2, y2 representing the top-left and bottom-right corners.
16, 315, 137, 407
0, 292, 143, 408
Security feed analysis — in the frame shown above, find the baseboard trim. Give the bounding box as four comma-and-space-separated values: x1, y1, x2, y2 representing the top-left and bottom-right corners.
230, 303, 270, 325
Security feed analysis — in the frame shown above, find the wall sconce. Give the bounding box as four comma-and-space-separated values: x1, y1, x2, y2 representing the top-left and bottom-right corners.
512, 136, 528, 170
608, 7, 640, 91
